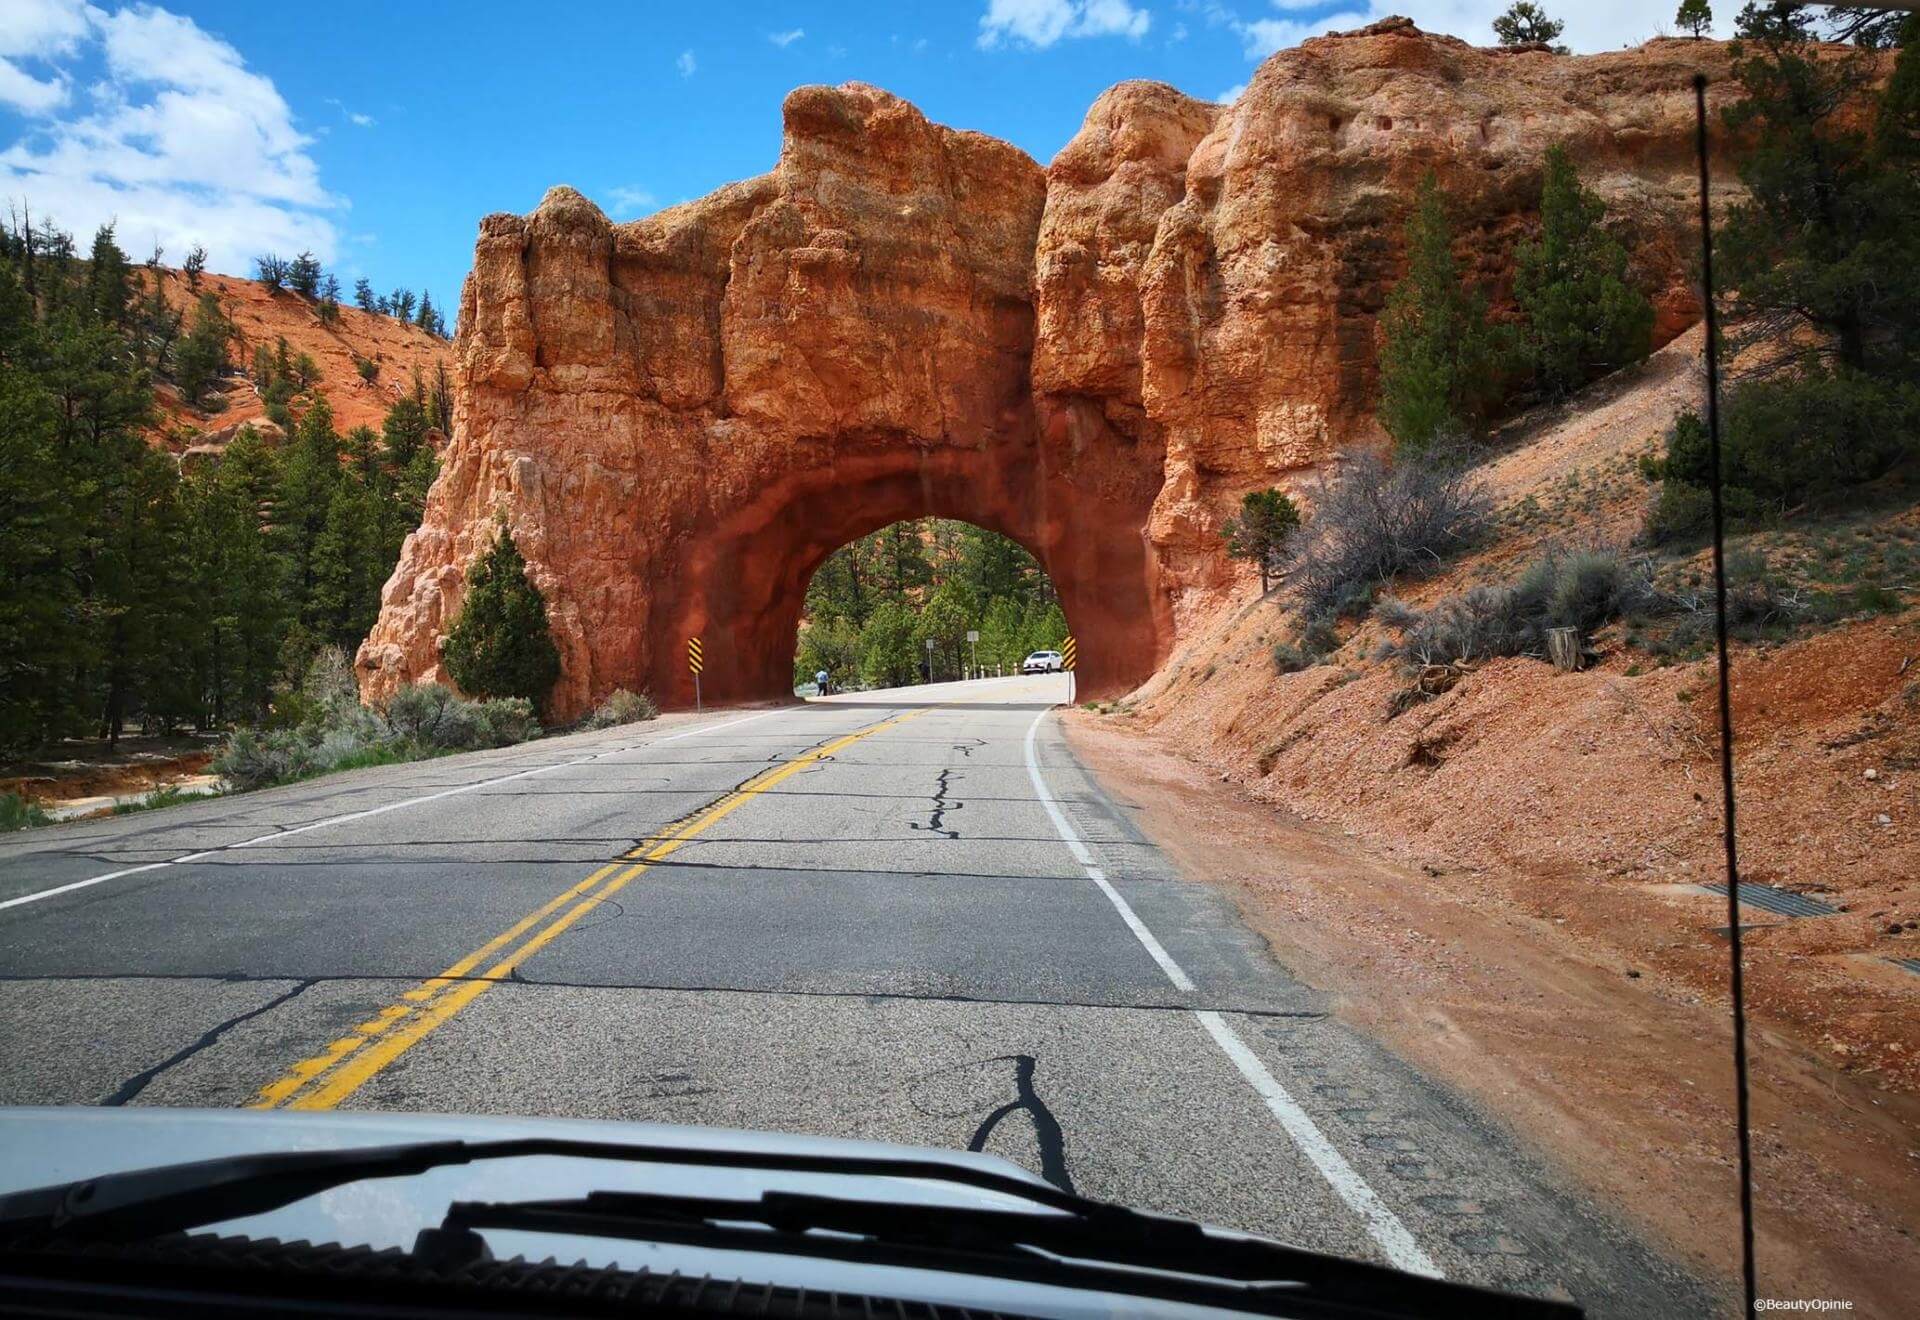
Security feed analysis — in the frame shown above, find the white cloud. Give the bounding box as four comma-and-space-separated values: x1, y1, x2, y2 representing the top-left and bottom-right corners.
605, 185, 657, 217
676, 49, 697, 77
1235, 4, 1366, 58
768, 28, 805, 47
0, 2, 341, 275
325, 97, 377, 128
1216, 82, 1245, 103
0, 0, 93, 113
1226, 1, 1732, 61
977, 0, 1151, 50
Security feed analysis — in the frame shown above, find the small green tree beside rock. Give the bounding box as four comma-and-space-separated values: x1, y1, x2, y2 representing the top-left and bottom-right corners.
1377, 173, 1502, 454
1675, 0, 1712, 39
1222, 487, 1301, 595
1510, 145, 1653, 400
442, 522, 561, 709
1493, 2, 1565, 49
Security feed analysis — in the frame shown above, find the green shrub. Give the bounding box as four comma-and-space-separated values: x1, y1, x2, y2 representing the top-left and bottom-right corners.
475, 697, 543, 745
1271, 642, 1312, 674
214, 727, 319, 790
584, 689, 659, 729
0, 792, 50, 833
1646, 373, 1920, 543
1382, 547, 1654, 666
1644, 477, 1716, 545
385, 683, 485, 750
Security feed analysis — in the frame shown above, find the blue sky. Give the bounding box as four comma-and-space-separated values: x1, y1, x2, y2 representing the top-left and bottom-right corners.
1, 1, 1724, 307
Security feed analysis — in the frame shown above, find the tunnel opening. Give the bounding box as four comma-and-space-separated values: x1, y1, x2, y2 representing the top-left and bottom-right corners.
643, 442, 1171, 709
792, 518, 1069, 695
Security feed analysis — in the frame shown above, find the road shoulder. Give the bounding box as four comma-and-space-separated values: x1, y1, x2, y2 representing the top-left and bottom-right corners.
1059, 710, 1918, 1319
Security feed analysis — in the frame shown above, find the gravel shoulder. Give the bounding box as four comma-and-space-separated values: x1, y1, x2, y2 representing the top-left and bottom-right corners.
1062, 710, 1919, 1319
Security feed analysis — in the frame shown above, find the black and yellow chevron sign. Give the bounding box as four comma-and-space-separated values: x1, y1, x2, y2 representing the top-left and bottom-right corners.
1060, 636, 1077, 672
687, 637, 704, 675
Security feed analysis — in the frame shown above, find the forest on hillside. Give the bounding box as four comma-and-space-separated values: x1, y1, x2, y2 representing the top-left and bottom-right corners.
795, 520, 1069, 689
0, 219, 444, 753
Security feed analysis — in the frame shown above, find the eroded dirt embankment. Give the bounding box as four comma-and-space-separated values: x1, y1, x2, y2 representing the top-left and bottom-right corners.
1067, 329, 1919, 1311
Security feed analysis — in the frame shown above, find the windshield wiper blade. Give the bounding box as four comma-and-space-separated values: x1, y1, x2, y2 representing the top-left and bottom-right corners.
0, 1134, 1088, 1242
439, 1190, 1581, 1319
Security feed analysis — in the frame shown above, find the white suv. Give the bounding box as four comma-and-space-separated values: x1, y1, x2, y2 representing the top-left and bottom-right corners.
1022, 650, 1063, 674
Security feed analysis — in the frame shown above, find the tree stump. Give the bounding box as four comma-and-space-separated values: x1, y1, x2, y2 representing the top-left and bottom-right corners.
1546, 626, 1582, 672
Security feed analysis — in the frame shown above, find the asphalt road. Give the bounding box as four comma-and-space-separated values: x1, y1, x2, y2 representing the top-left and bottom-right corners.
0, 675, 1711, 1316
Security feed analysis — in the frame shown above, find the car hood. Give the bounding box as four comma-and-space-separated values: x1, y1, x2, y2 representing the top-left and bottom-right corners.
0, 1107, 1253, 1319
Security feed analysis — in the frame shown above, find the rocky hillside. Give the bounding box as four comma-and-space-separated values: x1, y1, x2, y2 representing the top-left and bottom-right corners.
1100, 326, 1920, 1094
360, 19, 1748, 717
150, 268, 454, 456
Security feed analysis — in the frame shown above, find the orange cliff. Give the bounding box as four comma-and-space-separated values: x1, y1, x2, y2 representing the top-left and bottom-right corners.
359, 21, 1741, 719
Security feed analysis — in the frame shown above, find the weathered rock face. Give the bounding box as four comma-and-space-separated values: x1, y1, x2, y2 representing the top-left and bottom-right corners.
360, 23, 1738, 717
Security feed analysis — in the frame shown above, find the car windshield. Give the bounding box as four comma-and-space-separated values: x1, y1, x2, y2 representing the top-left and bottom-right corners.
0, 5, 1913, 1319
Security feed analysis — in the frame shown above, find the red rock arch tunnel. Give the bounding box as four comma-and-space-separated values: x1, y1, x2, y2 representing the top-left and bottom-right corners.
653, 439, 1169, 707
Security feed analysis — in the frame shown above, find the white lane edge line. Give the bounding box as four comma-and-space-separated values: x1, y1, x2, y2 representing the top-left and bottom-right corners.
1021, 707, 1443, 1280
1194, 1010, 1443, 1279
1022, 712, 1189, 990
0, 708, 789, 913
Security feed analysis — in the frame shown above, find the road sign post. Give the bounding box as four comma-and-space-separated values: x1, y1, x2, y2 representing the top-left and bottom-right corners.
687, 636, 704, 711
1060, 634, 1077, 704
924, 636, 936, 684
967, 629, 979, 679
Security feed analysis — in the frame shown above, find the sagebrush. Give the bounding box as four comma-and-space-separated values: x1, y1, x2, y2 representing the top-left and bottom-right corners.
1285, 449, 1492, 617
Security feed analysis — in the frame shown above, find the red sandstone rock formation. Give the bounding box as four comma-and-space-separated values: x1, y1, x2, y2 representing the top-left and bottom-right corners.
359, 22, 1740, 718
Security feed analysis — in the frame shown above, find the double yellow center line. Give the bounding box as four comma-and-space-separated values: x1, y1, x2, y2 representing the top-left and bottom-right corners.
251, 707, 929, 1111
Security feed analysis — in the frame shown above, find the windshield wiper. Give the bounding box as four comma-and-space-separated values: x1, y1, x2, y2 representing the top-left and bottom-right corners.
434, 1188, 1578, 1318
0, 1134, 1084, 1240
0, 1136, 1579, 1317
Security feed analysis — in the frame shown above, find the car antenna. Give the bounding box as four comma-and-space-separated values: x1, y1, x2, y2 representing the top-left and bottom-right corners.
1692, 71, 1757, 1315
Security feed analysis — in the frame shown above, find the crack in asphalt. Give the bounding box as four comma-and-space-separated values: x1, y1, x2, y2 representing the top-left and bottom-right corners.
100, 979, 317, 1106
907, 767, 963, 840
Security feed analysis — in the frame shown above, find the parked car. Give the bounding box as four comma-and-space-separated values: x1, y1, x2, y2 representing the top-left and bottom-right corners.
1022, 650, 1063, 673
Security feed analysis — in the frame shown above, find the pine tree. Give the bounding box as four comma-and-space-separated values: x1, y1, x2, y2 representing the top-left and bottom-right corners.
0, 261, 84, 750
183, 244, 207, 289
354, 277, 375, 311
442, 523, 561, 705
1510, 145, 1654, 399
173, 293, 232, 406
318, 273, 341, 324
858, 600, 920, 688
1221, 487, 1301, 594
1493, 2, 1565, 48
308, 477, 386, 650
87, 224, 134, 329
1676, 0, 1712, 38
415, 289, 435, 331
391, 289, 417, 323
275, 393, 341, 628
288, 251, 321, 298
1720, 9, 1920, 374
183, 427, 286, 724
1376, 173, 1502, 452
976, 595, 1025, 670
429, 361, 454, 431
254, 253, 288, 289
